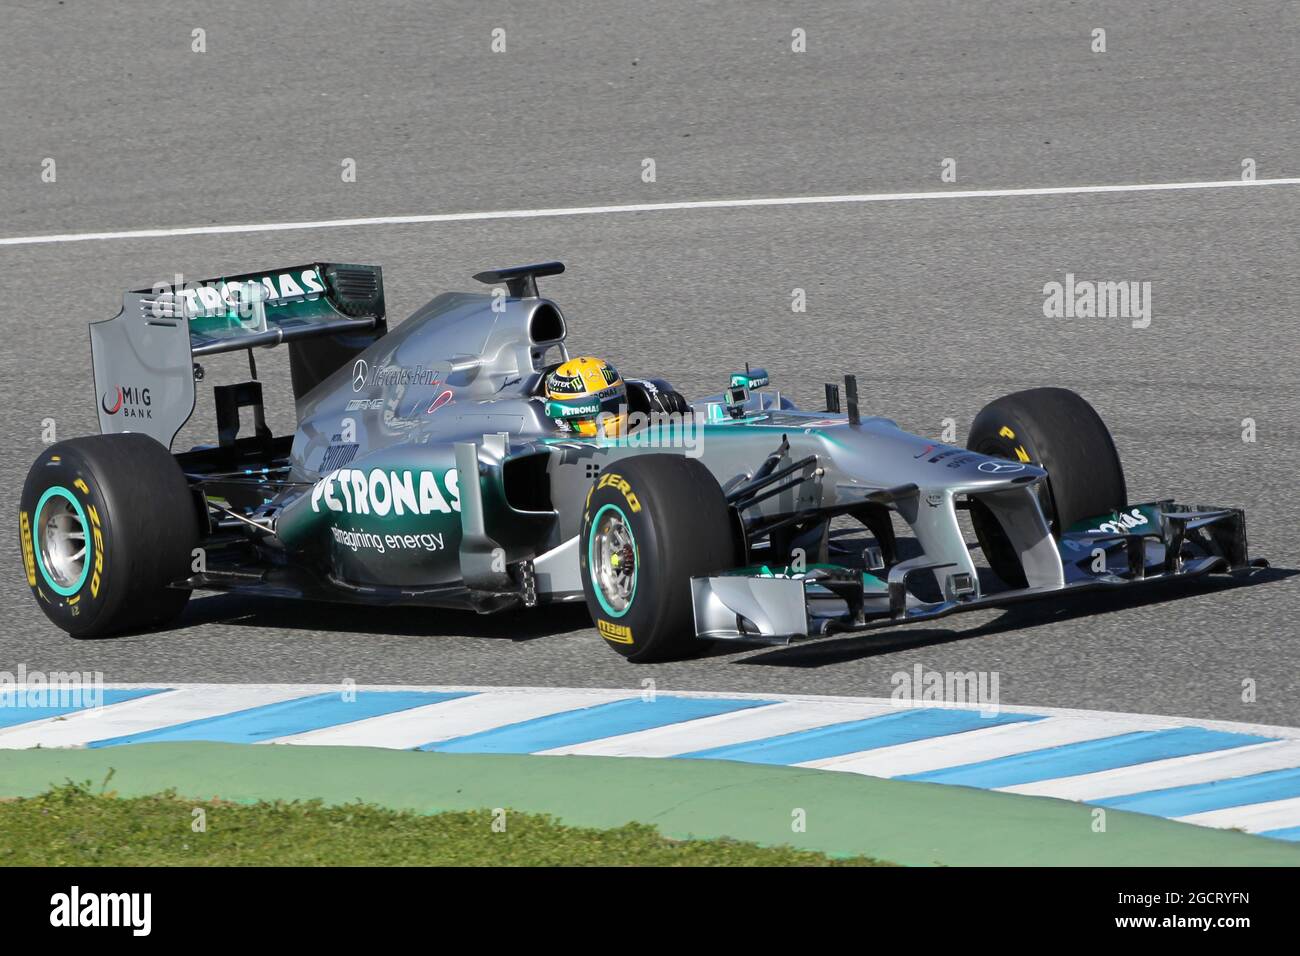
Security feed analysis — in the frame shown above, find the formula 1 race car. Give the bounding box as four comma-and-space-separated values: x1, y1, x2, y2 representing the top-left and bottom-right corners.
19, 261, 1267, 661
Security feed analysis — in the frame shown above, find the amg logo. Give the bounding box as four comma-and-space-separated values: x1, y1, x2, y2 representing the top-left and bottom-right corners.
50, 885, 151, 936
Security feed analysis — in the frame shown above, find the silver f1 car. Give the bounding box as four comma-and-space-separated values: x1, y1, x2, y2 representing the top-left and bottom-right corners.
20, 261, 1267, 661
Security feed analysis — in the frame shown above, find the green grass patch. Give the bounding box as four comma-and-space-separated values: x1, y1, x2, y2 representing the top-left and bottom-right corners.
0, 781, 893, 866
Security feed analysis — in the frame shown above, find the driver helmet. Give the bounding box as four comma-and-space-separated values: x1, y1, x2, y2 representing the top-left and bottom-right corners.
544, 356, 627, 438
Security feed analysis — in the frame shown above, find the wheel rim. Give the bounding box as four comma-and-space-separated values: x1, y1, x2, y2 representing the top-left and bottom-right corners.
33, 486, 91, 596
590, 504, 637, 617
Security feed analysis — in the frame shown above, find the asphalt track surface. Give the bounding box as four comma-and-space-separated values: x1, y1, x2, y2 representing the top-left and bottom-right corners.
1, 2, 1297, 723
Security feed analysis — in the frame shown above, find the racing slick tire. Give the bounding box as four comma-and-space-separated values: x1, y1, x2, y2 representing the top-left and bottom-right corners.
966, 387, 1127, 588
579, 454, 737, 662
19, 433, 200, 638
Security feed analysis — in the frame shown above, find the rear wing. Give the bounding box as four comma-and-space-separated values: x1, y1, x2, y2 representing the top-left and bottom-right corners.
90, 263, 386, 450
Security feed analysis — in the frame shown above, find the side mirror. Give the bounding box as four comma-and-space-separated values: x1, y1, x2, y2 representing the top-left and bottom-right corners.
729, 368, 770, 390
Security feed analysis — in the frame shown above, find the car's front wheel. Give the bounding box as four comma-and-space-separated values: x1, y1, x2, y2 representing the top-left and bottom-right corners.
966, 387, 1127, 588
579, 454, 737, 662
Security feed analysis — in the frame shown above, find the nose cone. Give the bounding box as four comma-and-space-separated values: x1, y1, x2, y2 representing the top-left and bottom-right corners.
903, 440, 1047, 484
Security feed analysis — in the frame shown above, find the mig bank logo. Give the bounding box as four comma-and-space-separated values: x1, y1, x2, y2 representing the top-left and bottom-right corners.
100, 385, 152, 419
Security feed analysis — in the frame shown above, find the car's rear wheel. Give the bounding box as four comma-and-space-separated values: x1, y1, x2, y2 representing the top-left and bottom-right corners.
579, 454, 737, 662
966, 387, 1127, 588
19, 433, 200, 637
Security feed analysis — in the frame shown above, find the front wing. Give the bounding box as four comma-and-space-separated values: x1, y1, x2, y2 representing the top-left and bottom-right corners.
690, 501, 1267, 644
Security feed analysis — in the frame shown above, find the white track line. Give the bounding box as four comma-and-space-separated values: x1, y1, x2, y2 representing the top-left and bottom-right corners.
273, 688, 636, 749
540, 699, 896, 757
1177, 795, 1300, 834
801, 714, 1173, 777
0, 686, 310, 749
1002, 740, 1300, 801
2, 178, 1296, 247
